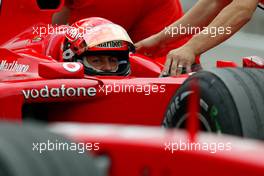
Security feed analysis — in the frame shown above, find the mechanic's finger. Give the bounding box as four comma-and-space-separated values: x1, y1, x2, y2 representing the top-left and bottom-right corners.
134, 42, 142, 50
175, 61, 184, 76
138, 50, 152, 58
170, 58, 179, 76
186, 63, 192, 73
160, 57, 172, 77
135, 42, 145, 54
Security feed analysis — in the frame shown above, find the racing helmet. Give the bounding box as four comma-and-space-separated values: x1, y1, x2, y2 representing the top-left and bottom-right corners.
62, 17, 135, 76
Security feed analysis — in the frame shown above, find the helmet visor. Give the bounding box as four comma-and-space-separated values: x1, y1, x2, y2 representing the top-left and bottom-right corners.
83, 24, 134, 49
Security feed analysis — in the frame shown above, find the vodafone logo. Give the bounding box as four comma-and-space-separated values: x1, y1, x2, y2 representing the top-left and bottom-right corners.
63, 63, 81, 73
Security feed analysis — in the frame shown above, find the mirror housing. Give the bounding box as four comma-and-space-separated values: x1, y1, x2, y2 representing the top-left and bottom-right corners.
38, 62, 84, 79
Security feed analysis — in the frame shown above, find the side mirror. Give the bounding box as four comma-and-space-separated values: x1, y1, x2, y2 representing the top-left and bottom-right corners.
38, 62, 84, 79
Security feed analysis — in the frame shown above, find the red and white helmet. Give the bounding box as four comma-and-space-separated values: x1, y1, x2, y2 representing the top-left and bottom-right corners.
62, 17, 135, 76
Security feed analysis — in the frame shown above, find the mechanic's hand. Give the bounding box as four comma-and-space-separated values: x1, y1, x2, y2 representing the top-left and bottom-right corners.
135, 34, 164, 58
160, 46, 196, 77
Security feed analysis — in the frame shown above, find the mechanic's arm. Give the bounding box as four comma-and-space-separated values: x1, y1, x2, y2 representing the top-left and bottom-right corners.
135, 0, 230, 57
183, 0, 259, 57
162, 0, 259, 76
159, 0, 231, 45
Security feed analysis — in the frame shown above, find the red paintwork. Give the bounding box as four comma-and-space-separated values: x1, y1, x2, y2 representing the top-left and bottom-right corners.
0, 0, 64, 45
51, 123, 264, 176
187, 78, 200, 142
0, 2, 264, 175
0, 26, 188, 125
39, 62, 84, 79
216, 60, 238, 68
1, 25, 263, 125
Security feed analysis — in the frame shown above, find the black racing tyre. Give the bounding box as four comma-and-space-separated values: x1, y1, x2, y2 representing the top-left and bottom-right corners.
0, 122, 105, 176
163, 68, 264, 140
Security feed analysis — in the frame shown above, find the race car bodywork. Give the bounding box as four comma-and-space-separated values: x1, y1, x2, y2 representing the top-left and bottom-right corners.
1, 121, 264, 176
0, 24, 263, 129
0, 25, 184, 125
50, 123, 264, 176
0, 2, 263, 176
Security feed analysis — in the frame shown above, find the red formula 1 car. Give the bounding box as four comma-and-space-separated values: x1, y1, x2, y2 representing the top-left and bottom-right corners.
0, 15, 263, 141
0, 1, 264, 176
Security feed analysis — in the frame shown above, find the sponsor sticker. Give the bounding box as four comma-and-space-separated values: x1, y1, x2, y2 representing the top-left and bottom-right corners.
22, 84, 97, 99
0, 60, 29, 72
96, 41, 123, 48
63, 62, 81, 73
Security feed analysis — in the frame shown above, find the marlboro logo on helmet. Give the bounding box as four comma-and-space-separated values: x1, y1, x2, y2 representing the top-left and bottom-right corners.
97, 41, 123, 48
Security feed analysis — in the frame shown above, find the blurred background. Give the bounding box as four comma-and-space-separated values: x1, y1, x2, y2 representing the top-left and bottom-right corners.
181, 0, 264, 68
